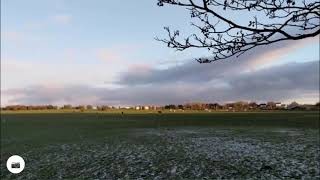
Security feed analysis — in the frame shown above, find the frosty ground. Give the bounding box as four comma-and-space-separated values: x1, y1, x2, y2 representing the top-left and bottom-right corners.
1, 112, 319, 179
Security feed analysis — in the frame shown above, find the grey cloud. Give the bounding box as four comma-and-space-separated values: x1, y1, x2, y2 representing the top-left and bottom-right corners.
117, 40, 302, 86
3, 60, 319, 106
2, 85, 106, 106
2, 39, 319, 106
218, 61, 319, 102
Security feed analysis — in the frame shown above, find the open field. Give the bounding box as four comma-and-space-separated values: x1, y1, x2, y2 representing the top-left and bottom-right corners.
1, 112, 319, 179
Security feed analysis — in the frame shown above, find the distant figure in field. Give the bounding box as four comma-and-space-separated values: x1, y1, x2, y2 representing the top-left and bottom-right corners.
158, 111, 162, 114
121, 111, 124, 115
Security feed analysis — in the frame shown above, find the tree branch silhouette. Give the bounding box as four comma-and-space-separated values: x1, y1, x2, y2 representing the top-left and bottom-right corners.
155, 0, 320, 63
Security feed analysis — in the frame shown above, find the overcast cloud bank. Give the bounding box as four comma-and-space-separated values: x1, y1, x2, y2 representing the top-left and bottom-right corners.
1, 38, 319, 106
2, 59, 319, 106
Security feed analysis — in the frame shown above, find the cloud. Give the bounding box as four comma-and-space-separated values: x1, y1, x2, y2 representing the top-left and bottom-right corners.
95, 45, 141, 62
2, 38, 319, 106
225, 61, 319, 102
118, 37, 319, 86
0, 59, 121, 90
51, 14, 72, 24
2, 60, 319, 106
1, 31, 26, 46
2, 85, 104, 106
249, 36, 320, 69
2, 31, 22, 41
96, 48, 123, 62
23, 13, 73, 29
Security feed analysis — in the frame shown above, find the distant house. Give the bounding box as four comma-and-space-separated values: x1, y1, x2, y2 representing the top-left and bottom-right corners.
143, 106, 149, 110
287, 102, 299, 110
281, 104, 287, 109
248, 102, 258, 109
300, 105, 315, 110
135, 106, 141, 110
287, 103, 316, 111
224, 103, 234, 111
275, 102, 282, 108
258, 103, 267, 109
288, 106, 305, 111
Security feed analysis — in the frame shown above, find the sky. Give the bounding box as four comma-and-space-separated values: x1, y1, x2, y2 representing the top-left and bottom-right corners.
1, 0, 319, 106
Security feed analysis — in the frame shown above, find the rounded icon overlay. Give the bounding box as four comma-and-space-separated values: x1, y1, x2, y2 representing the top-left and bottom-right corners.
6, 155, 25, 174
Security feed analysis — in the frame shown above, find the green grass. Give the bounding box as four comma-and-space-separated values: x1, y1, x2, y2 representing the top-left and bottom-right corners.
1, 111, 319, 179
1, 111, 318, 153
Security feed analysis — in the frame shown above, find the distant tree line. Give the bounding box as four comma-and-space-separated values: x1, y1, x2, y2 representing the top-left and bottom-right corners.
1, 105, 59, 111
1, 101, 319, 111
0, 104, 123, 111
163, 101, 320, 111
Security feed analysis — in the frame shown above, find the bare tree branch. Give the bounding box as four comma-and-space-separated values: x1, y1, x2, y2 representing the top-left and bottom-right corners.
156, 0, 320, 63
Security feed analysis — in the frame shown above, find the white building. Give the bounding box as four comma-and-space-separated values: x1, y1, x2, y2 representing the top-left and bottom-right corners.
275, 102, 282, 108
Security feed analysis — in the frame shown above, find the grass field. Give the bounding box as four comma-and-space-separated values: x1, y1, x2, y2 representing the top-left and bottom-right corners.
1, 111, 319, 179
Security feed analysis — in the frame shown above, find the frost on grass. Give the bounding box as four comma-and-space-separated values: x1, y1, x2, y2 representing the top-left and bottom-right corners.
1, 128, 319, 179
